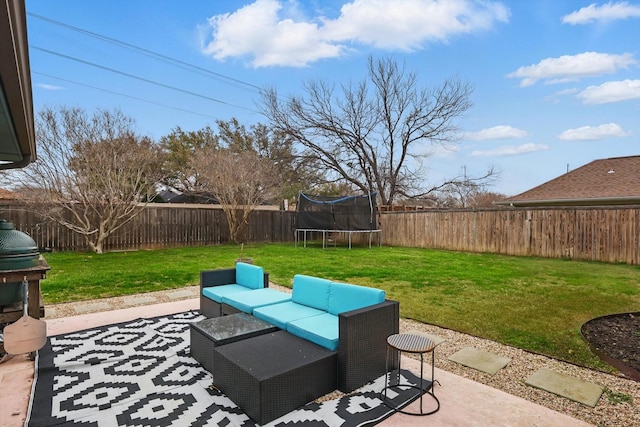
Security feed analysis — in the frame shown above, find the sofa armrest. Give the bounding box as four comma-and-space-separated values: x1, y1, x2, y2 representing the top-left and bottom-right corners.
199, 269, 235, 317
200, 268, 236, 292
337, 299, 399, 392
200, 268, 270, 292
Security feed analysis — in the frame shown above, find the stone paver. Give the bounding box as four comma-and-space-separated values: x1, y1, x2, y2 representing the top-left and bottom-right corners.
448, 347, 511, 375
123, 296, 157, 307
165, 289, 197, 300
525, 367, 604, 407
72, 302, 111, 314
43, 307, 57, 319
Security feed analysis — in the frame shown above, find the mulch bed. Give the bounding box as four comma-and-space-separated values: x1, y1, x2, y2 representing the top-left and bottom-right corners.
581, 312, 640, 381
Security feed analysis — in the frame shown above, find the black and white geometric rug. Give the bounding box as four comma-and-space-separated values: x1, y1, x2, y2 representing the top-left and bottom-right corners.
26, 311, 429, 427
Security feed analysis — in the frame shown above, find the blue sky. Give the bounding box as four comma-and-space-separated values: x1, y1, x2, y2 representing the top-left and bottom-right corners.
26, 0, 640, 196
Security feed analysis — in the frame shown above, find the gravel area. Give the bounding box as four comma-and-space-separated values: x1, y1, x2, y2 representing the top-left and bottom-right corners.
399, 318, 639, 427
44, 284, 639, 427
43, 286, 201, 319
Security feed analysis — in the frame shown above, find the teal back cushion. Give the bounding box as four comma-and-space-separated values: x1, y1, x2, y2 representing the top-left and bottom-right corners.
235, 262, 264, 289
328, 282, 385, 315
291, 274, 331, 311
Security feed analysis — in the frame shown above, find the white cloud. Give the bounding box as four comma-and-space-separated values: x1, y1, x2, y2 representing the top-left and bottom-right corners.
471, 143, 548, 157
464, 125, 527, 140
37, 83, 65, 91
577, 79, 640, 104
201, 0, 343, 67
562, 1, 640, 25
427, 143, 459, 157
558, 123, 632, 140
201, 0, 510, 67
544, 87, 579, 103
507, 52, 637, 87
552, 88, 580, 96
323, 0, 509, 50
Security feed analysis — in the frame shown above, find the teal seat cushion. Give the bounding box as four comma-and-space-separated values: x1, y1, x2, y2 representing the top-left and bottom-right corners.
202, 284, 249, 303
253, 301, 325, 330
287, 313, 339, 351
291, 274, 332, 311
328, 282, 386, 315
221, 288, 291, 314
236, 262, 265, 290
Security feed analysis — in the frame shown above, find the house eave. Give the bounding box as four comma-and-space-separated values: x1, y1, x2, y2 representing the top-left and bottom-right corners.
0, 0, 36, 169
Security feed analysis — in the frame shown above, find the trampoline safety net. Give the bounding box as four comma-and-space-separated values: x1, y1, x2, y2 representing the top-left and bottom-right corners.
296, 192, 378, 231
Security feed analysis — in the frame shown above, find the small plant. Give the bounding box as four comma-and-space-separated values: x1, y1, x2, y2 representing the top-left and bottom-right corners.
604, 388, 633, 404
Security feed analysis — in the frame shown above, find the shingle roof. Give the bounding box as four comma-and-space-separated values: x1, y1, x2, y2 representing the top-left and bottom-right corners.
497, 155, 640, 206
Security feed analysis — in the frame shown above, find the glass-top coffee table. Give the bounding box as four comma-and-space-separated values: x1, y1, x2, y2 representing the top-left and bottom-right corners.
190, 312, 279, 373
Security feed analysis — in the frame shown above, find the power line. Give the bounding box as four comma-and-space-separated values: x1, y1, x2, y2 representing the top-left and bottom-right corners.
33, 71, 221, 120
32, 45, 257, 113
28, 12, 262, 93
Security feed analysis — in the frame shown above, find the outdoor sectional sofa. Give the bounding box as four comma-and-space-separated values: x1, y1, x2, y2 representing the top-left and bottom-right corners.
199, 263, 399, 393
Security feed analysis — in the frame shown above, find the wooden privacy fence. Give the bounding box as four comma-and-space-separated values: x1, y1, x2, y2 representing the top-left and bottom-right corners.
379, 206, 640, 264
2, 203, 639, 264
0, 203, 296, 252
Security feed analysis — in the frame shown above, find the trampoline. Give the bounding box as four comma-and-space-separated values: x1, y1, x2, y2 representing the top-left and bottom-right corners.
295, 192, 381, 249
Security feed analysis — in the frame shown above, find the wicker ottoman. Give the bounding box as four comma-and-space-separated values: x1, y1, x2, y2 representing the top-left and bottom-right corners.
212, 330, 337, 425
190, 313, 278, 374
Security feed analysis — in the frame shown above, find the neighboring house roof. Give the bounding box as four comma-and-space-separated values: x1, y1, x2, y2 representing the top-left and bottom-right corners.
496, 155, 640, 207
156, 190, 219, 204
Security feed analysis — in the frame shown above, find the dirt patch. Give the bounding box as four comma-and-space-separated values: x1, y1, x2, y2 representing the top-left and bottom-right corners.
581, 312, 640, 381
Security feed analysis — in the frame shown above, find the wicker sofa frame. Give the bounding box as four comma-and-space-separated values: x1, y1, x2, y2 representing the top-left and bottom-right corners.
199, 267, 270, 318
338, 299, 399, 392
199, 267, 400, 393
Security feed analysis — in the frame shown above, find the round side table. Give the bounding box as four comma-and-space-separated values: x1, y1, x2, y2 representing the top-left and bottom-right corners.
382, 333, 440, 416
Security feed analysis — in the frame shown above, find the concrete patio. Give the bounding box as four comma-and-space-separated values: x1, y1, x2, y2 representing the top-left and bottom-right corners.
1, 295, 599, 427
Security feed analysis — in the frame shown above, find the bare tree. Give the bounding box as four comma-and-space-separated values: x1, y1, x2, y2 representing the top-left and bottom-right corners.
13, 107, 164, 254
425, 166, 499, 208
261, 56, 497, 205
191, 148, 279, 243
215, 118, 315, 202
467, 190, 508, 208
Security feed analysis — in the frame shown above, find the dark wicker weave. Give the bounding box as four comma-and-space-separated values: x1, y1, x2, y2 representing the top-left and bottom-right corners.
199, 267, 270, 318
190, 323, 217, 373
221, 303, 242, 315
212, 331, 337, 425
200, 295, 222, 318
338, 299, 400, 392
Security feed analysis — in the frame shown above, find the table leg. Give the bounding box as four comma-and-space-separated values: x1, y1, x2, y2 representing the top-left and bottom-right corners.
419, 352, 424, 413
28, 279, 39, 319
384, 345, 389, 399
382, 348, 440, 416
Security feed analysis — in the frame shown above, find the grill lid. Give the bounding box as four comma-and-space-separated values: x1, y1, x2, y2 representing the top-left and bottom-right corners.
0, 219, 39, 270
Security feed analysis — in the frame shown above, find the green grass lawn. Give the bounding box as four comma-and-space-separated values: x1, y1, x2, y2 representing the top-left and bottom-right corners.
42, 242, 640, 372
